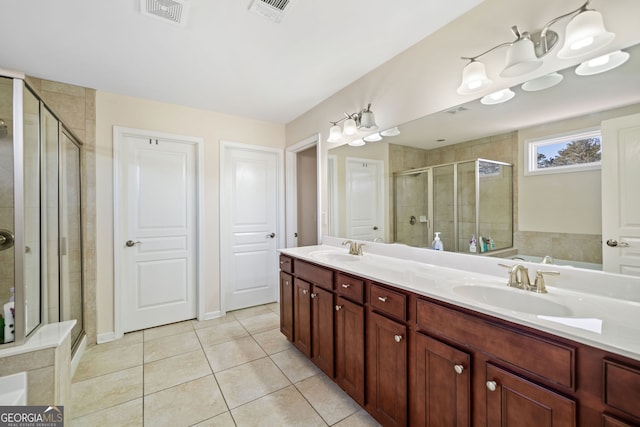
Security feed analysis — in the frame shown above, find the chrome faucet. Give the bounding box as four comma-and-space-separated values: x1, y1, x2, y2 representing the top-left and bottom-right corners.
499, 263, 559, 294
507, 264, 532, 290
342, 240, 365, 256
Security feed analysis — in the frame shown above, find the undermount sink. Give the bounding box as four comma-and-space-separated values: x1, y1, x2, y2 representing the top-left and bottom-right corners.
309, 250, 360, 263
453, 285, 573, 317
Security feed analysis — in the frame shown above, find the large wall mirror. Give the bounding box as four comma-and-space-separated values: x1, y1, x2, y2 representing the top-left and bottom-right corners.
327, 42, 640, 273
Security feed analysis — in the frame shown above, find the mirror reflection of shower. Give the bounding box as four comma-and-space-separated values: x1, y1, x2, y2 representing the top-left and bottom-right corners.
0, 118, 8, 138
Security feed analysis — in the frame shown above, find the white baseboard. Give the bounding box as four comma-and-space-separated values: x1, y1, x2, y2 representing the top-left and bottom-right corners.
97, 332, 116, 344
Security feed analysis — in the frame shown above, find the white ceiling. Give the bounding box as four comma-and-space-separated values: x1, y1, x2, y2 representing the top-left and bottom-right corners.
0, 0, 482, 123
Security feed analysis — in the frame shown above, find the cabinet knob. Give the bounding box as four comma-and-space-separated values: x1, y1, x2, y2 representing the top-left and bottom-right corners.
486, 380, 497, 392
285, 281, 289, 286
310, 293, 317, 299
342, 283, 350, 288
394, 334, 403, 343
454, 364, 464, 375
335, 305, 342, 311
378, 296, 388, 303
302, 289, 308, 295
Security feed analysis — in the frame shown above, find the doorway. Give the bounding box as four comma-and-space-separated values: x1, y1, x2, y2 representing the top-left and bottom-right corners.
220, 141, 284, 311
285, 134, 321, 248
114, 127, 204, 335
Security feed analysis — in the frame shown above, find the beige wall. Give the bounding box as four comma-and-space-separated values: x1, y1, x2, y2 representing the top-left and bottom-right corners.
518, 103, 640, 235
96, 92, 285, 336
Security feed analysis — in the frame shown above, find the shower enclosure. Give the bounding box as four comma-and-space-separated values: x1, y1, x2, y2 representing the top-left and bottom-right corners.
0, 73, 84, 349
394, 159, 513, 253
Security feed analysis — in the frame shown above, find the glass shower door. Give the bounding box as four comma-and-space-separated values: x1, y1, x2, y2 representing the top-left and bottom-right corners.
60, 130, 83, 347
394, 170, 431, 247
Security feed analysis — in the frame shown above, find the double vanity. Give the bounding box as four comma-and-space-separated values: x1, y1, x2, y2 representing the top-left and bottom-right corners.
278, 238, 640, 427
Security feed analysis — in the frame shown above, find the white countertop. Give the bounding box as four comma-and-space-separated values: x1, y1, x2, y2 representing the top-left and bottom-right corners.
280, 240, 640, 362
0, 320, 76, 359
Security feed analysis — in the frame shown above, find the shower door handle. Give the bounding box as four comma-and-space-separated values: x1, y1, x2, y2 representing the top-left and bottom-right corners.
126, 240, 142, 247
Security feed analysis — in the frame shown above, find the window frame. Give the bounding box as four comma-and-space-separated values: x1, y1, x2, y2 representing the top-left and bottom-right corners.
524, 127, 602, 176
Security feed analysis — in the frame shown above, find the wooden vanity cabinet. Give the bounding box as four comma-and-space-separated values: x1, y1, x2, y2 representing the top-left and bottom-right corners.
335, 272, 366, 405
311, 284, 334, 377
293, 277, 312, 357
335, 296, 365, 405
485, 364, 576, 427
367, 310, 407, 427
279, 271, 294, 341
290, 259, 335, 376
279, 254, 640, 427
279, 255, 294, 342
412, 333, 470, 427
366, 282, 409, 427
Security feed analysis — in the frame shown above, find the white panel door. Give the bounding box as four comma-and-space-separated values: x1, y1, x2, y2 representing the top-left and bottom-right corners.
221, 144, 280, 311
602, 113, 640, 276
346, 158, 383, 241
120, 136, 197, 332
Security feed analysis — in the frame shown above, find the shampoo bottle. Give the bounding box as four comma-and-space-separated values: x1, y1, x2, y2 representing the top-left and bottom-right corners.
432, 232, 444, 251
469, 234, 477, 253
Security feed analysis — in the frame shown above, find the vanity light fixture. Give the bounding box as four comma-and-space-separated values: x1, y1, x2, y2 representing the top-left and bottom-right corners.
348, 139, 366, 147
363, 133, 383, 142
380, 127, 401, 137
456, 0, 614, 95
575, 50, 630, 76
480, 88, 515, 105
326, 104, 378, 143
521, 72, 564, 92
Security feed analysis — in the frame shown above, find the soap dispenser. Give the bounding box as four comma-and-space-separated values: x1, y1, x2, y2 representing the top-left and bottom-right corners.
432, 232, 444, 251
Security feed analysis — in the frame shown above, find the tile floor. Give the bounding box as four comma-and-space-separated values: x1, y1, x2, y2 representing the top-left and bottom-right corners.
70, 303, 381, 427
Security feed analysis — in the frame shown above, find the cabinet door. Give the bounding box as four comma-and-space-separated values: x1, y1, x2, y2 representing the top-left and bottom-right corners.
335, 296, 365, 405
367, 311, 407, 427
413, 333, 470, 427
279, 272, 294, 341
311, 285, 334, 377
293, 278, 312, 357
486, 364, 576, 427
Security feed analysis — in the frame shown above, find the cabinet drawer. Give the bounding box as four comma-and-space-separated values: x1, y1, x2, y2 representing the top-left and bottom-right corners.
294, 259, 333, 290
336, 273, 364, 303
417, 299, 575, 389
279, 255, 293, 273
370, 283, 407, 321
604, 359, 640, 421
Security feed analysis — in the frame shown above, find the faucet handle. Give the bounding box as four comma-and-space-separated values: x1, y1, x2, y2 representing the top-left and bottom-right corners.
356, 243, 365, 255
533, 270, 560, 293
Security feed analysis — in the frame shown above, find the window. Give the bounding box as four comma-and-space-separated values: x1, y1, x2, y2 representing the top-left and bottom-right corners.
524, 127, 602, 176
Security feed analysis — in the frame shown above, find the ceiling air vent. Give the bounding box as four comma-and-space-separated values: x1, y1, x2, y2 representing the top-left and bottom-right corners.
248, 0, 294, 23
140, 0, 189, 26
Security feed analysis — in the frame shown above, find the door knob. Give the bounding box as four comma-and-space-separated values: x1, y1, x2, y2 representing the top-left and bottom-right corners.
125, 240, 141, 247
373, 226, 379, 230
606, 239, 629, 247
266, 233, 276, 239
